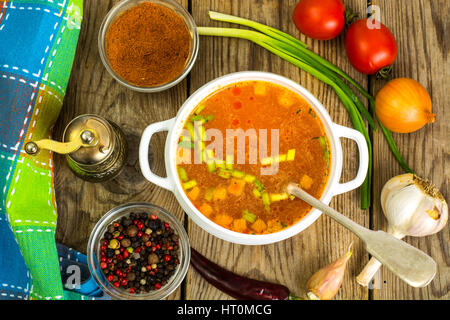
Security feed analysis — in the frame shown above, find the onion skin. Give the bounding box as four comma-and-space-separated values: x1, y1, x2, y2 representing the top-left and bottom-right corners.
306, 246, 352, 300
375, 78, 435, 133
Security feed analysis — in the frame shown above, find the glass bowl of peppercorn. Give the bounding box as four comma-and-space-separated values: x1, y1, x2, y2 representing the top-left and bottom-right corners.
87, 202, 190, 300
98, 0, 199, 92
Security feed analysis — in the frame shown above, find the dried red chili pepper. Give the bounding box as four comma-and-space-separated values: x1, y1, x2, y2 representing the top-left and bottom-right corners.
190, 248, 301, 300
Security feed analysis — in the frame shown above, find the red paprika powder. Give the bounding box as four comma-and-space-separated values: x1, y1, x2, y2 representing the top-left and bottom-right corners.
105, 2, 191, 87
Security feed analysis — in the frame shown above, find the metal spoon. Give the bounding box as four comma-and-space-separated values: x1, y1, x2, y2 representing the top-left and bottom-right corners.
287, 183, 437, 288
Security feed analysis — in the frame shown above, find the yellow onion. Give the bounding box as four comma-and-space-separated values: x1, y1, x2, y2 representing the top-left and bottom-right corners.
306, 244, 352, 300
375, 78, 435, 133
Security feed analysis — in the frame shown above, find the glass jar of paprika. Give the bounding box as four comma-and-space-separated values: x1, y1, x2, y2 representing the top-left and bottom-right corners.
98, 0, 199, 92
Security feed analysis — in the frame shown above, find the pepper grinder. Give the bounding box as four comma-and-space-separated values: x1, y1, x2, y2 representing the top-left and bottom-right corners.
25, 114, 128, 183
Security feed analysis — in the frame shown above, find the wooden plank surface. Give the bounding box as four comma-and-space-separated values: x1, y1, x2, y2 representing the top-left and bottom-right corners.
186, 0, 369, 300
53, 0, 190, 300
370, 0, 449, 300
53, 0, 448, 300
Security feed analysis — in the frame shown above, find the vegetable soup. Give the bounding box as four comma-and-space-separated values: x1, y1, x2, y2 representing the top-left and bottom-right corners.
176, 81, 331, 235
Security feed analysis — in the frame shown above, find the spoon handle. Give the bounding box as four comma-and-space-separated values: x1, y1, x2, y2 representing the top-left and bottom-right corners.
287, 183, 437, 288
287, 183, 367, 237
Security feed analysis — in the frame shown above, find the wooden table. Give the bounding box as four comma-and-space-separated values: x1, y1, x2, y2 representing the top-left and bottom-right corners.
54, 0, 449, 300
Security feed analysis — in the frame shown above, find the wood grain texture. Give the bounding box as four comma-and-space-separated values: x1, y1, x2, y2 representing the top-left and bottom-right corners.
370, 0, 449, 300
53, 0, 189, 300
53, 0, 448, 300
186, 0, 369, 300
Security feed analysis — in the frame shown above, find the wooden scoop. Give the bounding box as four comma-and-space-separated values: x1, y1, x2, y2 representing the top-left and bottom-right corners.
287, 183, 437, 288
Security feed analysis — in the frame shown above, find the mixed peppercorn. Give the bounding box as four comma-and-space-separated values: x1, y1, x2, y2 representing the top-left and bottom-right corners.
99, 211, 180, 294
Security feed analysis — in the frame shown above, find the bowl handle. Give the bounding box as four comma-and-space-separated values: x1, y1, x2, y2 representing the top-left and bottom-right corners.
332, 123, 369, 195
139, 118, 176, 192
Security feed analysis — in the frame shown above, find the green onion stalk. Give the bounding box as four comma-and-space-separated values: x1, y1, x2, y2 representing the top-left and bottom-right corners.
206, 11, 373, 104
197, 11, 412, 209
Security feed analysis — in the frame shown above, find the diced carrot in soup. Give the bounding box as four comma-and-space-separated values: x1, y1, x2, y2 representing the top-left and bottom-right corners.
176, 81, 330, 235
227, 178, 246, 196
204, 188, 215, 201
278, 92, 295, 107
232, 218, 248, 233
251, 219, 267, 233
300, 174, 314, 190
187, 187, 200, 200
213, 187, 227, 201
214, 214, 233, 228
199, 203, 213, 217
254, 82, 267, 96
267, 219, 284, 233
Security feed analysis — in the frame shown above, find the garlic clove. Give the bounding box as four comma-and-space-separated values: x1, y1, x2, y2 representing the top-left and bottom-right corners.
383, 184, 423, 237
306, 244, 352, 300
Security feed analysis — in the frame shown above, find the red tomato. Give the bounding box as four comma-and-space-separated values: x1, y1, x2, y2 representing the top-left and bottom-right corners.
345, 19, 398, 75
292, 0, 345, 40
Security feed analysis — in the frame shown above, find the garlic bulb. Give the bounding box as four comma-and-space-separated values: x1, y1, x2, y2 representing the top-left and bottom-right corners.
357, 174, 448, 287
380, 174, 447, 237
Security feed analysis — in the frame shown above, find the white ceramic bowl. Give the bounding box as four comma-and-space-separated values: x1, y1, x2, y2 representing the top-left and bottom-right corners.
139, 72, 369, 245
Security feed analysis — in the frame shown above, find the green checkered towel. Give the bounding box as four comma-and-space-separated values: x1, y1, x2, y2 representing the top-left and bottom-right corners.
0, 0, 93, 300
